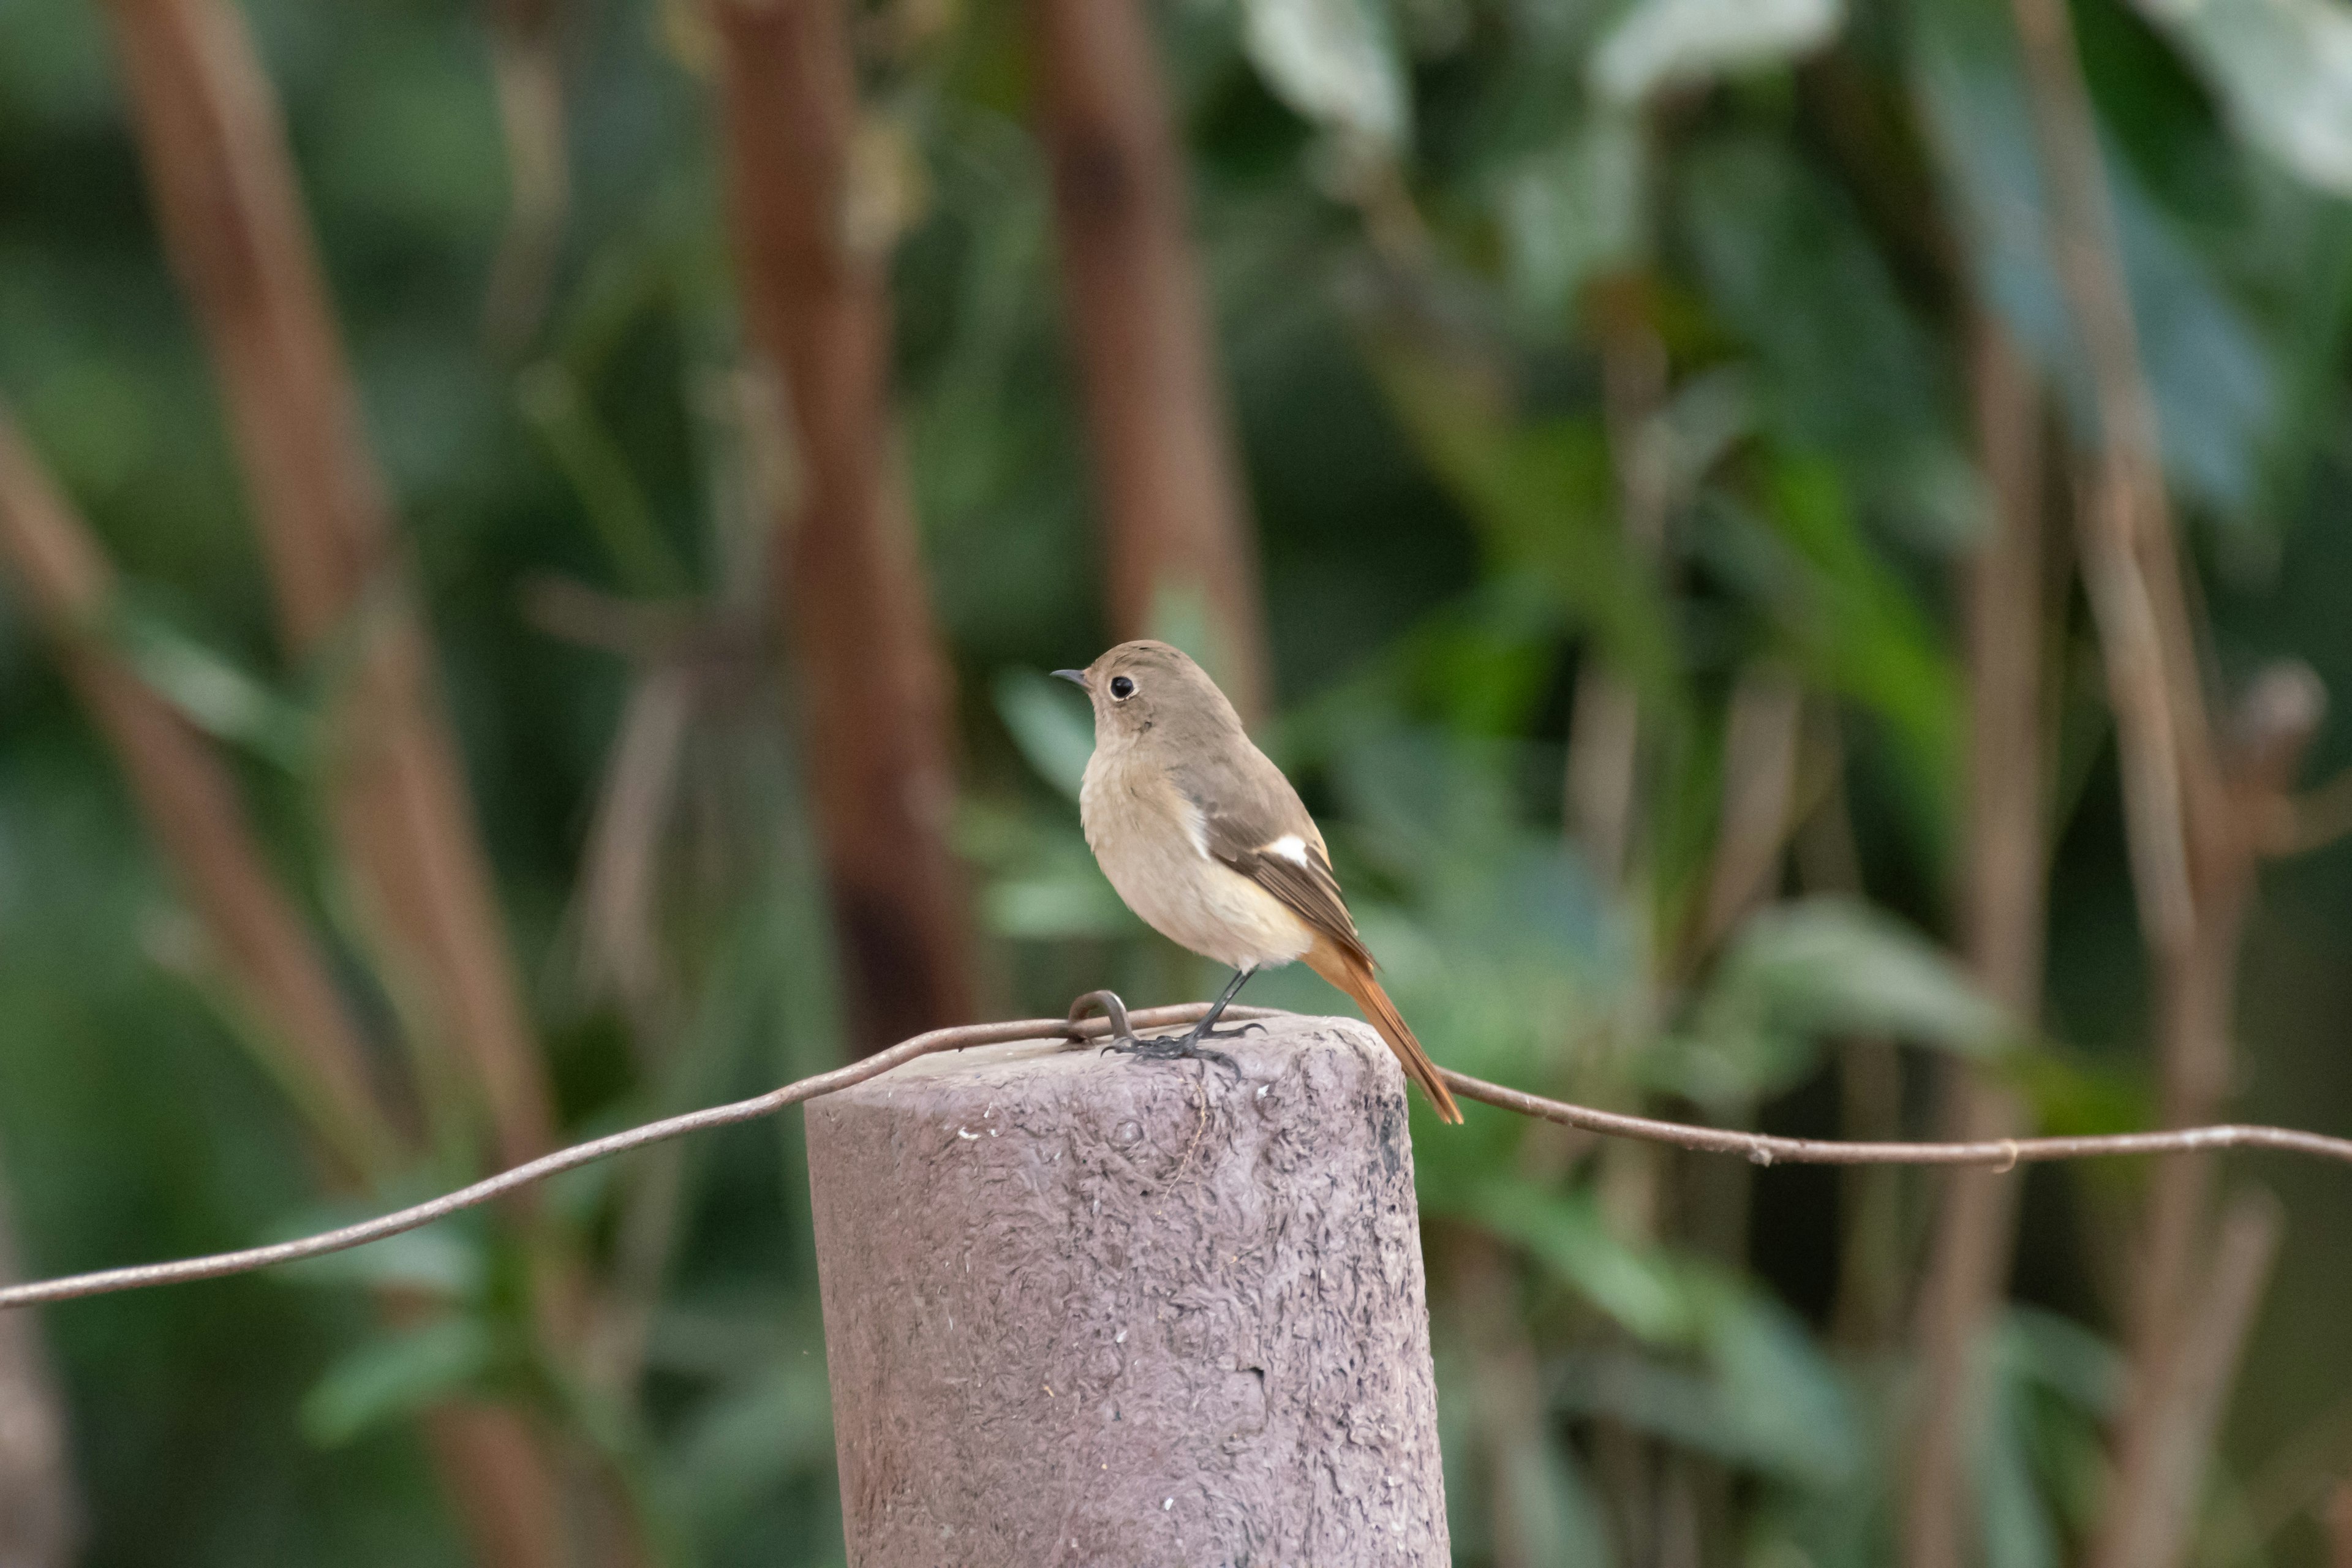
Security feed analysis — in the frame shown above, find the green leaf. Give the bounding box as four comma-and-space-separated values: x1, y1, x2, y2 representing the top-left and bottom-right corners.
105, 599, 314, 767
1551, 1272, 1861, 1487
992, 666, 1095, 801
657, 1353, 837, 1520
1460, 1178, 1696, 1343
1702, 895, 2010, 1055
1750, 454, 1962, 807
1238, 0, 1412, 150
1496, 108, 1650, 316
2133, 0, 2352, 196
1676, 137, 1951, 499
1694, 1273, 1861, 1486
1493, 1434, 1618, 1568
1591, 0, 1845, 107
1907, 0, 2279, 515
2005, 1050, 2152, 1140
1371, 342, 1684, 713
1657, 896, 2007, 1105
981, 861, 1139, 940
276, 1221, 486, 1299
301, 1316, 500, 1447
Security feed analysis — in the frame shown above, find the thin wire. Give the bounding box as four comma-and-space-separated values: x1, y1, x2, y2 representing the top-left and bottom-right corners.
1442, 1072, 2352, 1169
0, 1001, 1250, 1311
4, 1005, 2348, 1311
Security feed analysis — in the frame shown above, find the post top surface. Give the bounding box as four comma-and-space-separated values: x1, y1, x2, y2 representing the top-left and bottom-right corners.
832, 1011, 1383, 1103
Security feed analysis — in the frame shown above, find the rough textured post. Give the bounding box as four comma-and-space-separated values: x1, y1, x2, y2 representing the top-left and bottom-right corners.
806, 1014, 1450, 1563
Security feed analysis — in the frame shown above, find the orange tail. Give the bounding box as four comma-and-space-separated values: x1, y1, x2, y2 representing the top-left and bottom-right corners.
1305, 940, 1463, 1124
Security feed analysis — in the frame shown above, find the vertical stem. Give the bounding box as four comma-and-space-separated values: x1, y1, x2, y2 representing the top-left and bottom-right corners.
0, 416, 591, 1568
1448, 1231, 1581, 1568
100, 0, 557, 1172
1566, 303, 1669, 883
1027, 0, 1270, 721
710, 0, 979, 1055
0, 1154, 75, 1568
2092, 668, 2319, 1568
1795, 729, 1909, 1351
1997, 4, 2295, 1561
2095, 1193, 2283, 1568
92, 6, 642, 1560
0, 410, 398, 1179
1694, 666, 1803, 956
1904, 318, 2048, 1568
1566, 295, 1672, 1553
481, 0, 571, 350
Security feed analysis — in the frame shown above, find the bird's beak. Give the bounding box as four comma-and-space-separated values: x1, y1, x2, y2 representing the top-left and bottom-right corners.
1051, 668, 1088, 688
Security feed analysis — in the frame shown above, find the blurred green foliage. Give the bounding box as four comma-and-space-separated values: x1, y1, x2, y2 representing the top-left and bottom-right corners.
3, 0, 2352, 1564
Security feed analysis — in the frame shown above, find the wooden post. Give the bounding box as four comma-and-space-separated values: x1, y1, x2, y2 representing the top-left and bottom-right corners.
805, 1014, 1450, 1561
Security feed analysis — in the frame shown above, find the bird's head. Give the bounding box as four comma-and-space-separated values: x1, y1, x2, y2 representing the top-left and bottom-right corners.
1054, 640, 1242, 750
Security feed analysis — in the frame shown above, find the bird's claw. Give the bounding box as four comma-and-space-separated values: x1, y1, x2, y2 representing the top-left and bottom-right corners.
1103, 1034, 1243, 1080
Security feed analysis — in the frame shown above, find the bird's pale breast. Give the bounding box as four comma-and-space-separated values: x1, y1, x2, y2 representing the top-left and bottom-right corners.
1079, 748, 1313, 971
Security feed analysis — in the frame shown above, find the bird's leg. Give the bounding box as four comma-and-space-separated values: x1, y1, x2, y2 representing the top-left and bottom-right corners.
1104, 968, 1258, 1078
1188, 966, 1265, 1042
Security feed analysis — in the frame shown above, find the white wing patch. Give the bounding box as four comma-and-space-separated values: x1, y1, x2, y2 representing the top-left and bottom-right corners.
1178, 796, 1212, 859
1266, 833, 1311, 865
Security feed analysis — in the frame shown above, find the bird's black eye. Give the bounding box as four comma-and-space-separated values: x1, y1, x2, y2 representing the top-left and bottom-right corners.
1109, 675, 1136, 701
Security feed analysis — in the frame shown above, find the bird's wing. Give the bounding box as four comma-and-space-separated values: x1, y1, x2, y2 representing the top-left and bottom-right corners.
1167, 745, 1371, 966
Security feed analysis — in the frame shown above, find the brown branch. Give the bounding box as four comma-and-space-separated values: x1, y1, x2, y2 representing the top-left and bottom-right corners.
710, 0, 979, 1055
0, 424, 590, 1568
1694, 666, 1803, 956
0, 1150, 76, 1567
481, 0, 570, 351
1905, 317, 2049, 1568
93, 7, 631, 1560
101, 0, 556, 1171
0, 416, 580, 1568
2092, 1191, 2283, 1568
1027, 0, 1270, 721
1445, 1229, 1570, 1568
2093, 668, 2321, 1568
0, 408, 399, 1180
1566, 296, 1670, 886
2003, 0, 2316, 1557
6, 1003, 2348, 1314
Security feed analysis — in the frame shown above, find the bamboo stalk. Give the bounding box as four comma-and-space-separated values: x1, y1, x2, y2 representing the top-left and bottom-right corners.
1566, 304, 1671, 883
1996, 1, 2316, 1559
1026, 0, 1270, 722
709, 0, 978, 1054
0, 409, 397, 1179
100, 0, 556, 1170
0, 1150, 75, 1568
2096, 1192, 2284, 1568
481, 0, 570, 350
91, 3, 623, 1558
1446, 1229, 1581, 1568
0, 409, 583, 1568
1904, 318, 2048, 1568
1694, 666, 1803, 956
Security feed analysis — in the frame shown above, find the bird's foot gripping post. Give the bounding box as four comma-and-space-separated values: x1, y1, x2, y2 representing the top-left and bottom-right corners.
1102, 1032, 1243, 1077
1066, 986, 1257, 1078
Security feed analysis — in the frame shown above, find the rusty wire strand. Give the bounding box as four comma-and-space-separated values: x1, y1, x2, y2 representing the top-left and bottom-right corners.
4, 1001, 2350, 1312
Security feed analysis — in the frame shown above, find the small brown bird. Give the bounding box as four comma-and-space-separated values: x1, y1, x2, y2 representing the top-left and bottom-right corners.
1056, 641, 1463, 1123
